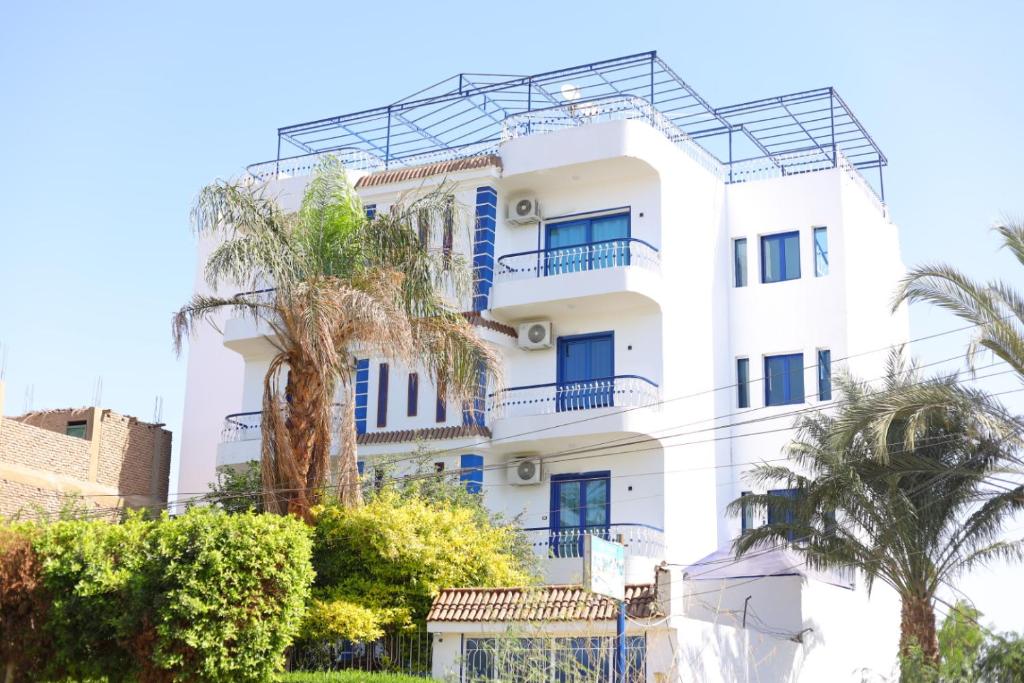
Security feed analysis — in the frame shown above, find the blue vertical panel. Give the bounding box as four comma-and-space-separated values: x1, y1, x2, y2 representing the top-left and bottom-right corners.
736, 358, 750, 408
435, 382, 447, 423
354, 358, 369, 434
459, 454, 484, 494
376, 363, 389, 428
407, 373, 419, 416
734, 238, 747, 287
473, 186, 497, 311
818, 349, 832, 400
365, 204, 376, 219
357, 461, 365, 475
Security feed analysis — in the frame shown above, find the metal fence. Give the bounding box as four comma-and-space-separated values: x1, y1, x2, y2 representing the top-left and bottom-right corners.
495, 238, 660, 283
488, 376, 660, 419
288, 630, 432, 677
463, 635, 646, 683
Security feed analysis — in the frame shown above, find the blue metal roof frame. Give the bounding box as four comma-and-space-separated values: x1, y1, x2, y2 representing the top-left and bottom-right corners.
267, 51, 888, 199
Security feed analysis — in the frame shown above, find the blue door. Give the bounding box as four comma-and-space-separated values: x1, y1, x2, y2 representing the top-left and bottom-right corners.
545, 213, 630, 275
557, 332, 614, 411
550, 472, 611, 558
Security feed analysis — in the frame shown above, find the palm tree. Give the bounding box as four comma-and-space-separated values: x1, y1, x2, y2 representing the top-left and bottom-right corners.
894, 221, 1024, 379
173, 158, 498, 519
728, 355, 1023, 676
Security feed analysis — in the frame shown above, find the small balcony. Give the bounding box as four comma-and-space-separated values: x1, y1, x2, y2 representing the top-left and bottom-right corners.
524, 524, 665, 584
488, 239, 662, 318
488, 375, 659, 420
217, 406, 345, 467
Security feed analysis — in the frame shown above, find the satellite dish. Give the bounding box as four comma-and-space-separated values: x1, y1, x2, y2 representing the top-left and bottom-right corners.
560, 83, 582, 101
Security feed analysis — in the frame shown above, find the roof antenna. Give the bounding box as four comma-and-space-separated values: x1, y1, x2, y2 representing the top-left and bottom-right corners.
92, 377, 103, 407
153, 395, 164, 424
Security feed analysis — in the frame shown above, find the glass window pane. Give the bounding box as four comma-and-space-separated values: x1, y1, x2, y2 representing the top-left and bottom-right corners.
787, 355, 805, 404
814, 227, 829, 276
761, 235, 781, 283
818, 349, 832, 400
547, 220, 589, 248
765, 353, 804, 406
734, 238, 747, 287
737, 358, 749, 408
764, 356, 783, 406
783, 233, 801, 280
584, 480, 609, 527
558, 482, 581, 528
591, 214, 629, 242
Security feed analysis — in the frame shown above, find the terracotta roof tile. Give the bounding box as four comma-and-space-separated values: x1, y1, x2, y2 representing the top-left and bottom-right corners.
462, 312, 516, 338
426, 583, 659, 623
355, 154, 502, 189
357, 423, 490, 446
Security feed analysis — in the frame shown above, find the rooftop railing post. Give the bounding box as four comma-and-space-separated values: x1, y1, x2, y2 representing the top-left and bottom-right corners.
275, 136, 281, 177
385, 106, 392, 169
830, 88, 836, 168
879, 166, 886, 203
728, 128, 734, 183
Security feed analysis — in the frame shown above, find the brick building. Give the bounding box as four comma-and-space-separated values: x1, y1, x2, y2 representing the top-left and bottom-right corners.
0, 382, 172, 518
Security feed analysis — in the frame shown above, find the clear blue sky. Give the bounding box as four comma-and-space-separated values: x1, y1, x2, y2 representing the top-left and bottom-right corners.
2, 1, 1022, 630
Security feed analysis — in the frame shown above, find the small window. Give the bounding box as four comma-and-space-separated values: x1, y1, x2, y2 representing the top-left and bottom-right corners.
65, 420, 87, 439
740, 491, 755, 533
813, 227, 829, 277
365, 204, 377, 219
764, 353, 805, 406
761, 231, 801, 283
376, 363, 389, 428
434, 462, 445, 473
407, 373, 419, 417
736, 358, 750, 408
818, 349, 832, 401
768, 488, 800, 541
435, 381, 447, 423
460, 454, 483, 494
733, 238, 747, 287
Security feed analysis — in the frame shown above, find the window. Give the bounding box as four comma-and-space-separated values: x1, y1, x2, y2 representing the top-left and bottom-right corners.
442, 197, 454, 267
354, 358, 369, 435
365, 204, 376, 219
818, 349, 832, 401
545, 212, 630, 275
435, 381, 447, 423
764, 353, 804, 406
740, 491, 755, 533
550, 471, 610, 557
767, 488, 800, 541
813, 226, 829, 276
65, 420, 87, 439
733, 238, 747, 287
736, 358, 750, 408
434, 462, 445, 473
460, 454, 483, 494
761, 231, 801, 283
376, 363, 389, 428
407, 373, 418, 417
556, 332, 614, 412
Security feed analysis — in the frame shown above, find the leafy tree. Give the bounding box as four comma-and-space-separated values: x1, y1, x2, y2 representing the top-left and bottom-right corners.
207, 462, 263, 513
937, 601, 985, 679
173, 159, 498, 518
728, 354, 1024, 679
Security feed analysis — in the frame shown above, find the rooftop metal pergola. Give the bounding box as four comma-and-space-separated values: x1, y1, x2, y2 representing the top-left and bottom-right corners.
266, 51, 888, 198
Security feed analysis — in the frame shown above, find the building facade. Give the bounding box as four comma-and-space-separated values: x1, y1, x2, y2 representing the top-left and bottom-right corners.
0, 382, 172, 518
178, 52, 907, 680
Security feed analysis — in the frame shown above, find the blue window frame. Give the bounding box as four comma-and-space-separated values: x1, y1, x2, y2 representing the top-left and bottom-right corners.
545, 212, 630, 275
761, 231, 801, 283
556, 332, 614, 412
764, 353, 804, 406
376, 363, 389, 428
818, 349, 832, 401
354, 358, 369, 434
460, 454, 483, 494
737, 358, 750, 408
734, 238, 747, 287
550, 471, 610, 558
814, 227, 829, 276
768, 488, 800, 541
407, 373, 418, 417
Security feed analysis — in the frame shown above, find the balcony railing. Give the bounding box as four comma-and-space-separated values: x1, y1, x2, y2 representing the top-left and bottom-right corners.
524, 524, 665, 560
221, 405, 344, 443
488, 375, 660, 419
495, 238, 660, 284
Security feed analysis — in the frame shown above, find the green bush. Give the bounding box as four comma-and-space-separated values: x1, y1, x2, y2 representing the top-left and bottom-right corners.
14, 508, 313, 682
276, 672, 437, 682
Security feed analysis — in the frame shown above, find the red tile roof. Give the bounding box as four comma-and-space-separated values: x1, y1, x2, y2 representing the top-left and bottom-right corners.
463, 312, 516, 338
357, 424, 490, 446
355, 154, 502, 188
427, 584, 659, 623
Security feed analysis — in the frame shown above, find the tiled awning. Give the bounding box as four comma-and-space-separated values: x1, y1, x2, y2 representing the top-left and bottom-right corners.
427, 584, 660, 623
357, 424, 490, 446
355, 154, 502, 188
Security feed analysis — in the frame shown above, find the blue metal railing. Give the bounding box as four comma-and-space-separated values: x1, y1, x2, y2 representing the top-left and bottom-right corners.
522, 523, 665, 560
488, 375, 660, 418
495, 238, 659, 283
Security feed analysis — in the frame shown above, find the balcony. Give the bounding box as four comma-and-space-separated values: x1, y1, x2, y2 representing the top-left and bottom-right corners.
489, 239, 662, 318
524, 524, 665, 584
217, 406, 345, 467
489, 375, 659, 419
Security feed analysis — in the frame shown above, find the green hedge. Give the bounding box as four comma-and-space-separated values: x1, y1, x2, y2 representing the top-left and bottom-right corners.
276, 672, 437, 682
4, 508, 313, 682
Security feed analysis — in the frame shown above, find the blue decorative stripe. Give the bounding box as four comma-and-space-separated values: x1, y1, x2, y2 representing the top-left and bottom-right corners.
473, 186, 497, 312
460, 454, 484, 494
376, 363, 389, 428
354, 358, 369, 434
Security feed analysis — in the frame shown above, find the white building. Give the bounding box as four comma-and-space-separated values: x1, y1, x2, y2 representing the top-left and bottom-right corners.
178, 52, 906, 681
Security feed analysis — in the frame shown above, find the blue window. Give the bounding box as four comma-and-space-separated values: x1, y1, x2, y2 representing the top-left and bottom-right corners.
814, 227, 829, 276
764, 353, 804, 406
550, 471, 610, 558
407, 373, 418, 417
768, 488, 800, 541
761, 231, 801, 283
460, 454, 483, 494
435, 381, 446, 423
365, 204, 376, 219
545, 212, 630, 275
733, 238, 747, 287
740, 491, 755, 533
557, 332, 614, 412
737, 358, 750, 408
818, 349, 832, 401
376, 363, 389, 428
354, 358, 369, 434
356, 461, 365, 476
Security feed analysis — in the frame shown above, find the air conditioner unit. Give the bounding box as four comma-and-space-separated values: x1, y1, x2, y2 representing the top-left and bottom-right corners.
517, 320, 553, 350
507, 457, 542, 485
507, 195, 541, 224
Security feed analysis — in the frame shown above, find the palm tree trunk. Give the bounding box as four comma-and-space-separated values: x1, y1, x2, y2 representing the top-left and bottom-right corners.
336, 379, 363, 508
899, 594, 939, 669
283, 367, 324, 521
